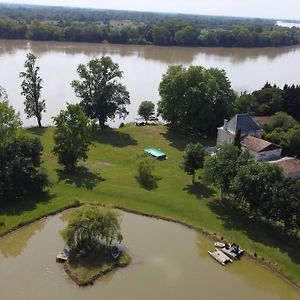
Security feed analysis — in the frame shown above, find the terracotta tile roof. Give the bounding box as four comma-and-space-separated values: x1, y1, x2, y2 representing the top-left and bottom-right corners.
241, 135, 281, 153
252, 116, 273, 126
271, 157, 300, 176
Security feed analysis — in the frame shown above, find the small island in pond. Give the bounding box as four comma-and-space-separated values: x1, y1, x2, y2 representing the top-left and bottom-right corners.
58, 204, 131, 286
64, 247, 131, 286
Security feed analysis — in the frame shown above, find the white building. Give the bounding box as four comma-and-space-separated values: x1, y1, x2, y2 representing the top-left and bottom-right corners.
217, 114, 262, 146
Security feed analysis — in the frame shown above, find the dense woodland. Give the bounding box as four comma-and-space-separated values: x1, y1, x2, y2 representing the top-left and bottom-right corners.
1, 3, 300, 47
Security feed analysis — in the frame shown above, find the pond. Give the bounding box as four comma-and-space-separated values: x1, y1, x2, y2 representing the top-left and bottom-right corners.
0, 210, 298, 300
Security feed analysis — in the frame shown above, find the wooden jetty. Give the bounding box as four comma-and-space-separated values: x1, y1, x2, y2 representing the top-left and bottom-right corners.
208, 249, 233, 266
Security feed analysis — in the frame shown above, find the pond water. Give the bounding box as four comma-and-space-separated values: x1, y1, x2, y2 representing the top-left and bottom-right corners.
0, 211, 298, 300
1, 40, 300, 127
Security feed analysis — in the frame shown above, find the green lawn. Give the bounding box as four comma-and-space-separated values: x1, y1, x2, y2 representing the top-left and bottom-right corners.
0, 124, 299, 286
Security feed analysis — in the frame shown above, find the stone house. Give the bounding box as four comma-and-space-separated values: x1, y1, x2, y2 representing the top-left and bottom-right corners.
217, 113, 262, 146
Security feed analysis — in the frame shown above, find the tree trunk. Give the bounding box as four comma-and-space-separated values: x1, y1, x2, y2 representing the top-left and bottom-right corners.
192, 172, 195, 184
37, 116, 42, 128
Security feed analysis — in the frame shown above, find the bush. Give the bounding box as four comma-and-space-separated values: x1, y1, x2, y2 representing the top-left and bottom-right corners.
137, 153, 157, 189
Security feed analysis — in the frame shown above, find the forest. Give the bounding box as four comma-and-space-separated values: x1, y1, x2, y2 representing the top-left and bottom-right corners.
0, 3, 300, 47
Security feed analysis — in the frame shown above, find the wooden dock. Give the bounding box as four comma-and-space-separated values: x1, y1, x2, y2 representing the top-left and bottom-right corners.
208, 249, 233, 266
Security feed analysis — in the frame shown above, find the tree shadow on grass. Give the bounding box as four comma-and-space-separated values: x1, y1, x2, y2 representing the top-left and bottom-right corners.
207, 200, 300, 264
26, 127, 48, 136
93, 128, 137, 148
161, 127, 216, 151
160, 129, 190, 151
183, 182, 215, 199
0, 191, 55, 216
56, 166, 105, 190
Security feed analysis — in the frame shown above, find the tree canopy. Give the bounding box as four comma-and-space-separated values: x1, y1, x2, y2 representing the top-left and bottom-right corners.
0, 136, 48, 202
182, 143, 205, 183
53, 103, 95, 170
0, 86, 22, 147
203, 144, 253, 199
61, 205, 123, 250
138, 101, 155, 123
158, 65, 235, 135
71, 56, 130, 128
19, 53, 45, 128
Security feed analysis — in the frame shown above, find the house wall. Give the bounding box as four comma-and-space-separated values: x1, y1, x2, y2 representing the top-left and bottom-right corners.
241, 147, 282, 162
217, 128, 235, 145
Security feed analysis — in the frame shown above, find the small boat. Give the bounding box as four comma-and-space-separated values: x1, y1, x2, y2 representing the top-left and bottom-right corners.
208, 249, 233, 266
56, 248, 70, 262
214, 242, 226, 248
111, 246, 120, 259
220, 243, 244, 260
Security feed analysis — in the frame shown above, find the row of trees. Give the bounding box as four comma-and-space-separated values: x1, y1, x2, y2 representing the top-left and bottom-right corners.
0, 87, 48, 202
234, 83, 300, 121
262, 112, 300, 158
1, 17, 300, 47
204, 144, 300, 232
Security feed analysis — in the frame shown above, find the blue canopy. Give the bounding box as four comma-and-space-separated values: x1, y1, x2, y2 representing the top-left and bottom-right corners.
144, 148, 166, 159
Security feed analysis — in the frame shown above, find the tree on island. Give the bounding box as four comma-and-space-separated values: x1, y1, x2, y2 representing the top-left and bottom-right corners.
61, 205, 123, 251
158, 65, 235, 135
182, 143, 205, 184
19, 53, 45, 128
53, 103, 95, 170
71, 56, 130, 128
138, 101, 155, 123
0, 86, 22, 147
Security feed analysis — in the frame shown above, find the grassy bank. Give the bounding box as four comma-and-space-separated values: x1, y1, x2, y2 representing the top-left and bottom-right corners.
0, 124, 299, 285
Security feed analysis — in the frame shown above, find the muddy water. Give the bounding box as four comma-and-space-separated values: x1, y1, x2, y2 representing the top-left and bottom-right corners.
1, 40, 300, 127
0, 211, 298, 300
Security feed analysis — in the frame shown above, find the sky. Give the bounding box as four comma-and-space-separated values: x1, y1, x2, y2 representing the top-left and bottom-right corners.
1, 0, 300, 21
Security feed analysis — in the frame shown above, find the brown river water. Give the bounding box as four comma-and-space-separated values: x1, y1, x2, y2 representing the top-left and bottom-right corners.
0, 211, 299, 300
0, 39, 300, 127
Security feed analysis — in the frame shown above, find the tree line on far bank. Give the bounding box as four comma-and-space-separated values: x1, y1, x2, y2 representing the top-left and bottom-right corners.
1, 17, 300, 48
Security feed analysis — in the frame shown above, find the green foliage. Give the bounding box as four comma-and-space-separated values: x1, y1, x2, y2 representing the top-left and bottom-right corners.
1, 5, 300, 47
137, 153, 157, 189
138, 101, 155, 122
19, 53, 45, 127
233, 128, 241, 149
53, 103, 95, 170
158, 65, 235, 135
204, 144, 253, 199
232, 163, 300, 232
61, 205, 122, 250
71, 56, 130, 128
182, 143, 205, 183
286, 125, 300, 158
0, 136, 48, 201
0, 87, 22, 147
264, 112, 297, 133
232, 163, 284, 213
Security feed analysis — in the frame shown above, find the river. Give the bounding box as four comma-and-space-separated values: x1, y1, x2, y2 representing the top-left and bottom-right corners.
1, 39, 300, 127
0, 210, 299, 300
